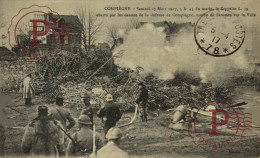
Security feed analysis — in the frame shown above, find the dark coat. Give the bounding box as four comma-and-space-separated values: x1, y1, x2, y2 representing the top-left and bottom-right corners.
81, 106, 94, 124
97, 102, 122, 123
136, 87, 148, 106
66, 128, 103, 156
49, 105, 76, 130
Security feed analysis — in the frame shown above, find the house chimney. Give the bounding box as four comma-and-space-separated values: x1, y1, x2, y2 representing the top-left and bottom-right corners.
48, 12, 54, 22
48, 12, 53, 17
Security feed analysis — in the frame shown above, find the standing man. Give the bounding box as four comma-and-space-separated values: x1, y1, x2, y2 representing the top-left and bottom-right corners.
0, 124, 5, 156
21, 105, 63, 156
23, 74, 35, 106
49, 96, 76, 130
136, 82, 149, 122
96, 127, 129, 158
66, 115, 103, 156
97, 94, 122, 135
81, 93, 94, 126
256, 72, 260, 91
48, 96, 76, 155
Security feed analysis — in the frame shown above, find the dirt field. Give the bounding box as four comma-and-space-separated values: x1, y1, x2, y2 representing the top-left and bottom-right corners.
1, 89, 260, 158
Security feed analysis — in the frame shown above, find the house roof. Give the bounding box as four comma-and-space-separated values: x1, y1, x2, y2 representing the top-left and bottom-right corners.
49, 14, 83, 33
98, 42, 109, 47
153, 21, 170, 28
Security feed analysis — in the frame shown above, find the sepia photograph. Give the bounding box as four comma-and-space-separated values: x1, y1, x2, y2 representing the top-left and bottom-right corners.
0, 0, 259, 157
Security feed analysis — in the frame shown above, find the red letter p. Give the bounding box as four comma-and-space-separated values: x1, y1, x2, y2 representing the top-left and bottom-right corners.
29, 20, 50, 46
209, 109, 229, 136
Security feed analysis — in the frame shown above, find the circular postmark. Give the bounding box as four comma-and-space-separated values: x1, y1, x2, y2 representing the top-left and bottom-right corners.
8, 5, 71, 63
194, 10, 245, 57
187, 95, 251, 153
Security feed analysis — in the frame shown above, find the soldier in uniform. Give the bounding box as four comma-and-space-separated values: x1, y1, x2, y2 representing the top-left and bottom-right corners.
97, 94, 122, 135
136, 82, 149, 122
96, 127, 129, 158
49, 97, 76, 130
80, 93, 94, 126
0, 124, 5, 156
21, 105, 63, 156
66, 115, 103, 156
49, 96, 76, 155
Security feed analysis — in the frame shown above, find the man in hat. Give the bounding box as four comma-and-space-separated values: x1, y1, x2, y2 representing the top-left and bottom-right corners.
23, 74, 35, 106
95, 127, 129, 158
81, 92, 94, 126
49, 96, 76, 130
21, 105, 63, 156
66, 115, 103, 156
49, 96, 76, 155
97, 94, 122, 135
136, 82, 149, 122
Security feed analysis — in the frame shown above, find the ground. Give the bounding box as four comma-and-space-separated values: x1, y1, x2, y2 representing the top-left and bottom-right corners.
1, 87, 260, 157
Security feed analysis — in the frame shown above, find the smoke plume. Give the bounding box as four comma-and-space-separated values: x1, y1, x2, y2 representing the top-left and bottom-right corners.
113, 23, 251, 85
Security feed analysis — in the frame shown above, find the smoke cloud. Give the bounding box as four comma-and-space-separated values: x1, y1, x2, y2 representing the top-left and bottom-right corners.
113, 23, 252, 85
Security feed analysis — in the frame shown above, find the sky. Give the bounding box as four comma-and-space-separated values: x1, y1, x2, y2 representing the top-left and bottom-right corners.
0, 0, 259, 59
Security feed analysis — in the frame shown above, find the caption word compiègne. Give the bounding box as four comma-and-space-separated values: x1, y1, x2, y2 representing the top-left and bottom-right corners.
97, 6, 256, 18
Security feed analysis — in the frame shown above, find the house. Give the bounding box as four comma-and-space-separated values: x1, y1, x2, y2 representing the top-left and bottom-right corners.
17, 35, 29, 46
46, 13, 83, 48
16, 13, 83, 50
96, 43, 111, 58
96, 42, 110, 51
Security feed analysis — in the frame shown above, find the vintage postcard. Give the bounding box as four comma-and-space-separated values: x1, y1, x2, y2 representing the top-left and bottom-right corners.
0, 0, 259, 157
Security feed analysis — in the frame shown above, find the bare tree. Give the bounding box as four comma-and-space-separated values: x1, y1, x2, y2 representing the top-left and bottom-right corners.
76, 8, 103, 52
125, 18, 141, 33
17, 22, 30, 35
106, 25, 120, 51
76, 8, 87, 51
106, 19, 141, 51
17, 22, 31, 43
